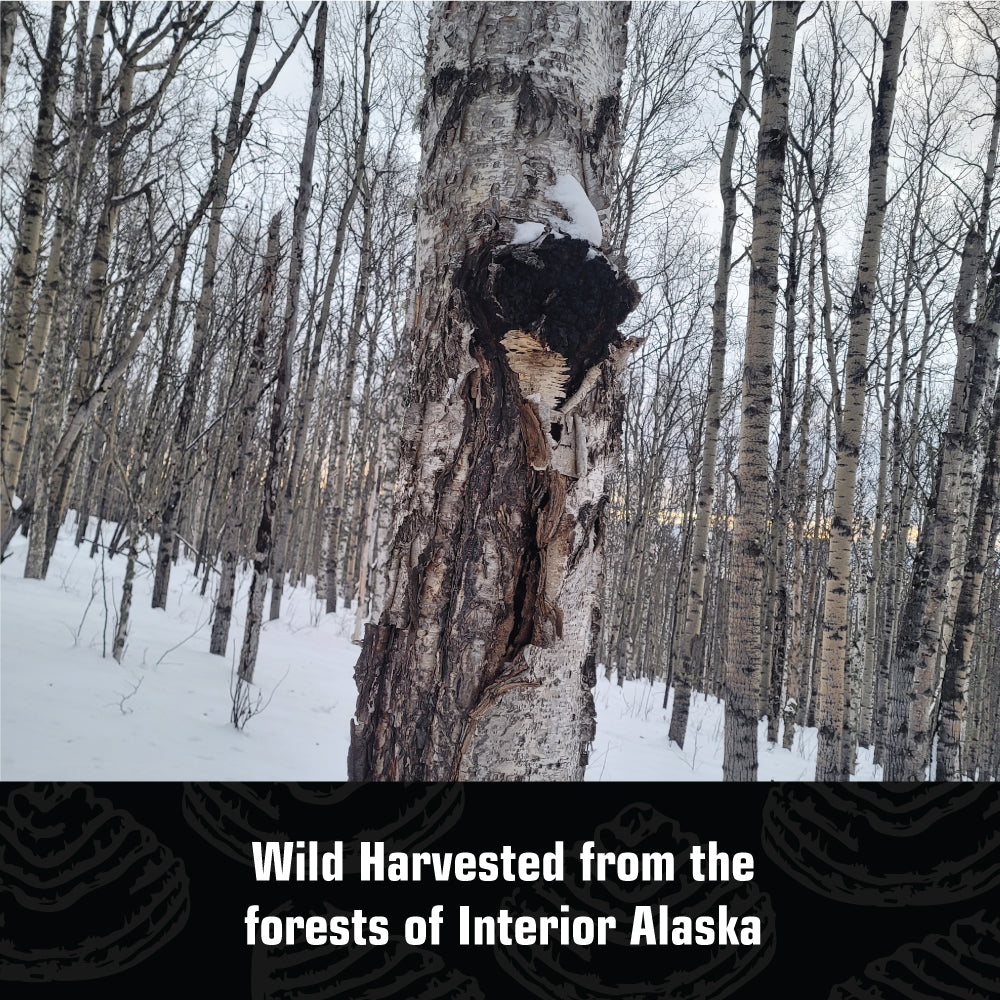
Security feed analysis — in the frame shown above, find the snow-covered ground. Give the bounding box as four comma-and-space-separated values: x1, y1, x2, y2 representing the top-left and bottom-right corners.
1, 516, 880, 781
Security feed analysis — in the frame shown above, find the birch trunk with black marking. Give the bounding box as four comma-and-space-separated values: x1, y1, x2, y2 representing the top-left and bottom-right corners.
1, 2, 67, 524
936, 382, 1000, 779
764, 179, 804, 744
669, 0, 755, 749
892, 260, 1000, 780
0, 1, 17, 106
784, 233, 817, 749
112, 243, 190, 662
877, 280, 933, 768
890, 61, 1000, 779
39, 2, 212, 578
348, 2, 637, 781
316, 179, 372, 616
210, 212, 281, 657
236, 6, 325, 685
863, 310, 894, 749
724, 1, 799, 782
270, 0, 374, 621
152, 3, 266, 609
814, 1, 906, 781
3, 3, 90, 516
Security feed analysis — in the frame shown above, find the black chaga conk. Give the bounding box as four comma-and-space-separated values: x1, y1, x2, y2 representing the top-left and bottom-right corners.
466, 235, 638, 403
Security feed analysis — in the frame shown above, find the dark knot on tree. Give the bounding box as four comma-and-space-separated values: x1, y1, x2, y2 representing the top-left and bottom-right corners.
461, 234, 639, 408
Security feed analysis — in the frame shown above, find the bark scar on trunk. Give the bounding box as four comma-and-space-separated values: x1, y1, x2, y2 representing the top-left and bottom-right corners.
453, 228, 637, 646
434, 233, 637, 775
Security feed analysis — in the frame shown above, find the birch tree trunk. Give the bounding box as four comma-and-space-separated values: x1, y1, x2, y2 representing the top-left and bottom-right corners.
0, 1, 17, 107
889, 61, 1000, 780
348, 2, 637, 781
112, 242, 191, 662
270, 0, 375, 621
724, 1, 799, 782
36, 2, 214, 578
814, 0, 906, 781
3, 1, 90, 513
210, 213, 281, 657
783, 232, 816, 749
669, 0, 755, 749
152, 2, 266, 609
1, 2, 67, 524
764, 182, 804, 744
321, 196, 373, 616
936, 382, 1000, 779
236, 5, 326, 687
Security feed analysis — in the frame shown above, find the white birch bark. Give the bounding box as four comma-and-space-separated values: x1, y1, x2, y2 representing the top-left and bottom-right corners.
889, 57, 1000, 780
209, 212, 282, 657
349, 2, 637, 781
814, 1, 906, 781
1, 2, 67, 523
724, 1, 799, 782
0, 1, 17, 107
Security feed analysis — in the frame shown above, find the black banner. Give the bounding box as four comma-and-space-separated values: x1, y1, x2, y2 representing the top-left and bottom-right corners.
1, 782, 997, 996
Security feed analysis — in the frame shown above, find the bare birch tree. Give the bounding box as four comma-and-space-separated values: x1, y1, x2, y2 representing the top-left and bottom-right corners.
1, 2, 67, 525
814, 1, 907, 781
670, 0, 756, 749
724, 0, 800, 782
151, 1, 316, 609
235, 3, 327, 691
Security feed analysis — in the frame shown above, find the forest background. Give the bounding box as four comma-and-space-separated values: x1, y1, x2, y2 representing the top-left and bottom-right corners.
1, 1, 998, 781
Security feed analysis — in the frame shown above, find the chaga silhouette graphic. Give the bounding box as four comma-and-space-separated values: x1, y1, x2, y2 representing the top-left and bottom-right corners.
250, 902, 483, 1000
0, 784, 189, 981
181, 783, 463, 871
495, 803, 775, 999
762, 785, 1000, 905
828, 911, 1000, 999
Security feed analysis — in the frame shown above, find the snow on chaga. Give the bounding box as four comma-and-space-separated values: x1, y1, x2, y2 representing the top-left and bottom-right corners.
546, 175, 604, 246
512, 221, 546, 245
511, 175, 605, 248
